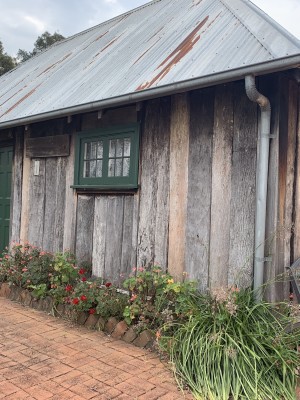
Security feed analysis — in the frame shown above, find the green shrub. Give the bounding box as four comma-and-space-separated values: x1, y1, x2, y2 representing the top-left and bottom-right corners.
123, 266, 197, 330
0, 243, 54, 288
163, 287, 300, 400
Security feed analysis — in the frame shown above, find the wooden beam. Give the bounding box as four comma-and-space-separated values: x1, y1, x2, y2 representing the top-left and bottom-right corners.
209, 84, 234, 288
168, 93, 190, 279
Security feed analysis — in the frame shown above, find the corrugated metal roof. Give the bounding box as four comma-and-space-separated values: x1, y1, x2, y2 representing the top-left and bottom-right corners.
0, 0, 300, 127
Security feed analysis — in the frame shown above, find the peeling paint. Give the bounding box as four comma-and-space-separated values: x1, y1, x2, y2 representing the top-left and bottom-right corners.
136, 16, 209, 91
0, 84, 42, 118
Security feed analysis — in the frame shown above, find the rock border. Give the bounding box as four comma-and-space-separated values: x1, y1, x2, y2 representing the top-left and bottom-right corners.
0, 282, 155, 348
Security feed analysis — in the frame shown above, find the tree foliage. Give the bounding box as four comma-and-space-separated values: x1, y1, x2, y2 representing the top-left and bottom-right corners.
0, 41, 16, 76
17, 31, 65, 63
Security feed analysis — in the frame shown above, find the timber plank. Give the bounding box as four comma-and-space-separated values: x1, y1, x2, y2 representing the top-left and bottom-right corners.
53, 157, 67, 252
27, 159, 46, 247
121, 195, 136, 281
168, 94, 189, 279
228, 82, 257, 288
185, 88, 214, 290
137, 98, 170, 269
92, 196, 108, 278
75, 195, 95, 263
63, 134, 77, 252
104, 196, 124, 282
10, 131, 23, 244
42, 158, 58, 251
293, 86, 300, 261
209, 84, 234, 288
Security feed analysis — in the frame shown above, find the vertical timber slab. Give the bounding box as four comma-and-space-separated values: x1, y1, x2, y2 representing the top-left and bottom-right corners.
293, 85, 300, 260
185, 88, 214, 290
121, 196, 136, 280
10, 131, 24, 244
42, 158, 58, 251
92, 196, 108, 278
263, 76, 281, 302
228, 82, 257, 288
75, 195, 94, 263
137, 98, 171, 269
20, 131, 31, 243
168, 94, 190, 279
63, 134, 77, 252
209, 84, 234, 288
104, 196, 124, 282
53, 157, 67, 252
284, 79, 297, 277
27, 159, 46, 247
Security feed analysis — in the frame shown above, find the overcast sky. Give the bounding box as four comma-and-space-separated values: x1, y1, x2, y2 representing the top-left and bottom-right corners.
0, 0, 299, 56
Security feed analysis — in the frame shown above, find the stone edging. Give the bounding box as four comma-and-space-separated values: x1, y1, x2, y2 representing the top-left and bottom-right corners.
0, 282, 155, 348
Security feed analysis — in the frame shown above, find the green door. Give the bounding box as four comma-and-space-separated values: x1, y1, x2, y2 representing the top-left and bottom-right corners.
0, 146, 13, 253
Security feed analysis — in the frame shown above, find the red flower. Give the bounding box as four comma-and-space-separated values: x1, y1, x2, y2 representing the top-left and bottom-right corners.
105, 282, 112, 288
89, 308, 96, 315
80, 295, 87, 301
81, 277, 87, 282
79, 268, 85, 275
72, 298, 79, 305
65, 284, 73, 292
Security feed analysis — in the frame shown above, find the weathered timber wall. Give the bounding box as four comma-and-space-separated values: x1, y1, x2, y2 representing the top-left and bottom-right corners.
10, 75, 298, 296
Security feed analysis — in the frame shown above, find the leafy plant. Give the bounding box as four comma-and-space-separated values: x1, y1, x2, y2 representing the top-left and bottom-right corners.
49, 252, 79, 302
0, 243, 53, 288
96, 283, 128, 319
123, 266, 197, 330
163, 287, 300, 400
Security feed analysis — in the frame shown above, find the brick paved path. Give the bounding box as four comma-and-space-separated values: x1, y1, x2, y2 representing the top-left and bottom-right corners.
0, 298, 192, 400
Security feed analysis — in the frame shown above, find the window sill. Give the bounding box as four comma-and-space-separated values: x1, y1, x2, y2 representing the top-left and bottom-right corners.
70, 184, 139, 194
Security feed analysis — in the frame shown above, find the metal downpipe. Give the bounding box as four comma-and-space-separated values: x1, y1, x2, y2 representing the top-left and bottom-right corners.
245, 75, 271, 300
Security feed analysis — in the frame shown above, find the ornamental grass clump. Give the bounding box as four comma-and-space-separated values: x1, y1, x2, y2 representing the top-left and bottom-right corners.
164, 287, 300, 400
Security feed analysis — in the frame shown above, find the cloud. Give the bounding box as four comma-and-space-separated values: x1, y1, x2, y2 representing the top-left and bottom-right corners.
23, 16, 45, 33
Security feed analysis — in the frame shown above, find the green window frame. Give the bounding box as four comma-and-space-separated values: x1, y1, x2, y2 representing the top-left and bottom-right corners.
73, 124, 139, 190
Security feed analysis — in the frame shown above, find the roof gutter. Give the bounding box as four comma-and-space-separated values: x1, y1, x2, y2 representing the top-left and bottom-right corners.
0, 54, 299, 130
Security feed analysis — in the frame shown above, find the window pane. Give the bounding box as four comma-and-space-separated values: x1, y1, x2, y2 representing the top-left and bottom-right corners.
108, 159, 115, 177
116, 139, 124, 157
83, 161, 89, 177
91, 142, 97, 159
124, 138, 131, 157
97, 141, 103, 158
123, 158, 130, 177
84, 143, 91, 160
115, 158, 122, 177
96, 160, 103, 177
90, 160, 96, 177
109, 140, 116, 157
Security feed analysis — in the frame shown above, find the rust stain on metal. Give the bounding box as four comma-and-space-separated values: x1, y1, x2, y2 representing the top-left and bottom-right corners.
100, 34, 122, 53
133, 39, 161, 65
0, 86, 27, 107
136, 16, 209, 91
37, 53, 72, 77
202, 12, 222, 33
94, 31, 109, 42
190, 0, 202, 7
147, 27, 164, 43
0, 84, 42, 118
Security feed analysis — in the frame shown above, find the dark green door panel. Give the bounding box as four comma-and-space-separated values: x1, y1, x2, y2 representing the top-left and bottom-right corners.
0, 146, 13, 253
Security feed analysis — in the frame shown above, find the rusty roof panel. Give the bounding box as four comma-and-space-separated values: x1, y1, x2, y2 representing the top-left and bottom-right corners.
0, 0, 300, 125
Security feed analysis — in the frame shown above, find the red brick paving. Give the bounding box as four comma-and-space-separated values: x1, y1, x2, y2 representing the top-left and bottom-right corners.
0, 298, 192, 399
